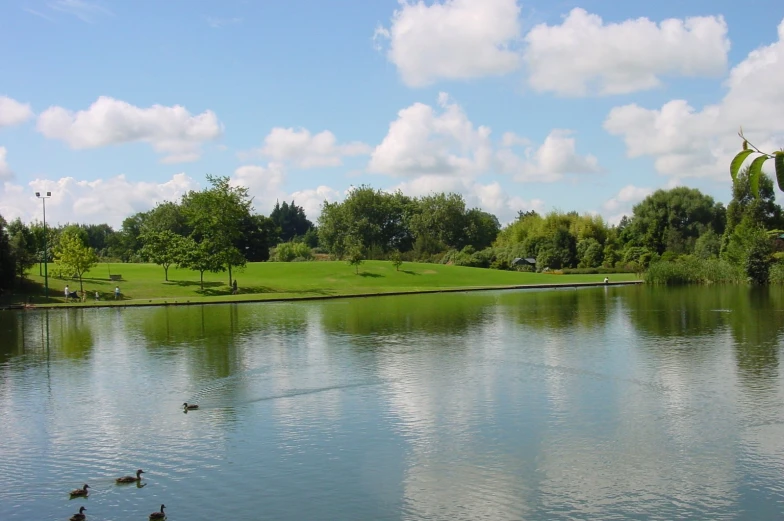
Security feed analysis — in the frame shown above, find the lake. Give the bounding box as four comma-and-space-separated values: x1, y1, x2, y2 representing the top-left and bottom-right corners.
1, 285, 784, 520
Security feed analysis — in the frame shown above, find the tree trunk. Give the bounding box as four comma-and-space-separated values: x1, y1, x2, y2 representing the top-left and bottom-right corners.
200, 270, 204, 291
78, 273, 84, 293
228, 264, 233, 286
164, 265, 169, 282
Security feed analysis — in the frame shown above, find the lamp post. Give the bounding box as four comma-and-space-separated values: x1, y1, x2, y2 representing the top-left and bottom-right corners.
35, 191, 52, 299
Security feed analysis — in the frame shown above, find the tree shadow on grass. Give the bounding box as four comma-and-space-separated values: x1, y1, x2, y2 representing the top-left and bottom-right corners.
240, 286, 336, 296
358, 272, 384, 278
399, 270, 419, 276
164, 280, 224, 289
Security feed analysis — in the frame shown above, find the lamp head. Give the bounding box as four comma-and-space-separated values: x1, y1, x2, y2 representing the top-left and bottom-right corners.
35, 192, 40, 197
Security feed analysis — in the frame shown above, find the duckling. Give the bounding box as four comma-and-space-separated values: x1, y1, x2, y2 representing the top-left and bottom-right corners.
115, 469, 144, 483
183, 402, 199, 410
149, 504, 166, 520
69, 484, 89, 497
69, 506, 86, 521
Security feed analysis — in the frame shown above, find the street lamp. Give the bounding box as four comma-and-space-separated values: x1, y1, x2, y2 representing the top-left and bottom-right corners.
35, 191, 52, 299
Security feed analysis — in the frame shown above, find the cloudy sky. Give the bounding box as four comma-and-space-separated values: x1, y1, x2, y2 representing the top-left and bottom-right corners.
1, 0, 783, 228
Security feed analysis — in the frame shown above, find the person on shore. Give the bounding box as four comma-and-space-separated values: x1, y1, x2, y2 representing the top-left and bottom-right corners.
64, 285, 70, 302
604, 277, 609, 284
114, 286, 121, 300
232, 279, 238, 295
95, 291, 100, 301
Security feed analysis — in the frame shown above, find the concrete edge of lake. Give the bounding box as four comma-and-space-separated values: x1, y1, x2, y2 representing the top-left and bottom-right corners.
1, 280, 644, 311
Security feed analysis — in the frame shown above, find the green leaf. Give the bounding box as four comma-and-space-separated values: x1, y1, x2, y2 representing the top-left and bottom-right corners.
730, 150, 754, 183
776, 151, 784, 192
748, 155, 770, 198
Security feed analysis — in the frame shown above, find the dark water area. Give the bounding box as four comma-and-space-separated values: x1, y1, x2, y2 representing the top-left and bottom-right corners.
1, 285, 783, 520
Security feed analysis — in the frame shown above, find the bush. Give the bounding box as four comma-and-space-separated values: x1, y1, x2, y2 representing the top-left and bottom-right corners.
561, 266, 633, 275
273, 242, 313, 262
644, 258, 742, 285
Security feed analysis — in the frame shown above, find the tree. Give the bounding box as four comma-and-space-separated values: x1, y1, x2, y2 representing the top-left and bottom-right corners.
347, 244, 364, 274
8, 218, 37, 283
627, 187, 725, 255
139, 230, 182, 281
236, 214, 276, 262
724, 217, 773, 284
270, 200, 313, 243
390, 250, 402, 271
55, 227, 98, 293
181, 175, 253, 286
176, 236, 224, 291
694, 229, 721, 259
0, 215, 15, 291
577, 238, 603, 268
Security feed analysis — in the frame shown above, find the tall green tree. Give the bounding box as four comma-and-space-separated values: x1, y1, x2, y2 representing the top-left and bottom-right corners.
139, 230, 182, 281
176, 236, 224, 291
0, 215, 15, 290
627, 187, 725, 255
270, 200, 313, 243
181, 175, 253, 285
55, 227, 98, 293
8, 218, 37, 283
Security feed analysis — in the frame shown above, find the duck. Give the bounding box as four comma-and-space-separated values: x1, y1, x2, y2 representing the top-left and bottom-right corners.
183, 402, 199, 410
69, 506, 86, 521
115, 469, 144, 483
69, 484, 90, 497
149, 504, 166, 520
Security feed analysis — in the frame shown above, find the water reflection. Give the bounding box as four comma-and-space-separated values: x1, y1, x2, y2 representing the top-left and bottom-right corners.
2, 287, 784, 520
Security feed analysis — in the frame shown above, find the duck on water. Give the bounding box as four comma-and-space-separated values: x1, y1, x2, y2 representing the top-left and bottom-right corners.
69, 484, 89, 497
69, 506, 86, 521
150, 504, 166, 519
116, 469, 144, 483
183, 402, 199, 411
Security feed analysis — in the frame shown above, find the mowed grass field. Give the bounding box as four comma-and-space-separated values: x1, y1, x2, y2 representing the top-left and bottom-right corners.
10, 261, 640, 307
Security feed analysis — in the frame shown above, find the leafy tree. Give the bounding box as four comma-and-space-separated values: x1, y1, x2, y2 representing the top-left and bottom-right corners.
628, 187, 725, 255
139, 230, 182, 281
117, 213, 147, 262
725, 217, 773, 284
236, 214, 276, 262
78, 223, 116, 256
409, 192, 468, 250
464, 209, 501, 250
577, 238, 603, 268
181, 175, 253, 285
390, 250, 402, 271
723, 168, 783, 249
270, 200, 313, 243
346, 244, 364, 274
0, 215, 15, 290
55, 227, 98, 293
8, 218, 37, 283
176, 236, 224, 291
694, 229, 721, 259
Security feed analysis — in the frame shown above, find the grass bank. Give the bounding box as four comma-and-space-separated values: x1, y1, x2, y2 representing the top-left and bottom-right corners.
3, 261, 640, 308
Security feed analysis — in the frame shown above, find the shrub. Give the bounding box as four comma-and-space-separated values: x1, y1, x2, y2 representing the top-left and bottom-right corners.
644, 258, 742, 285
273, 242, 313, 262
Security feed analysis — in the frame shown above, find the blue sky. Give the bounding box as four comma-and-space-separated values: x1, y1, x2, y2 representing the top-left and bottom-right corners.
1, 0, 783, 228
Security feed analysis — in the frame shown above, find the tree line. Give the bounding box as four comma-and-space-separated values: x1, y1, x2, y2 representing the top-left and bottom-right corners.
2, 165, 784, 292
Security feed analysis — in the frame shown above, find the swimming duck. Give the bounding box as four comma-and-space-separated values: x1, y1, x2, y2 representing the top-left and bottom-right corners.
116, 469, 144, 483
69, 484, 89, 497
183, 402, 199, 410
149, 504, 166, 520
69, 506, 86, 521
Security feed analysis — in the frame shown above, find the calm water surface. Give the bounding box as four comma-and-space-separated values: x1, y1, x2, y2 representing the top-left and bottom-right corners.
2, 286, 784, 520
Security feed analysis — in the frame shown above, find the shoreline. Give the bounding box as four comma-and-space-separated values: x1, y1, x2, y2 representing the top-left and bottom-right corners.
2, 280, 643, 311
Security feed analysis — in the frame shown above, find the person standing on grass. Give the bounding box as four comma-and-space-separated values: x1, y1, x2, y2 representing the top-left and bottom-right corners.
64, 285, 70, 302
115, 286, 121, 300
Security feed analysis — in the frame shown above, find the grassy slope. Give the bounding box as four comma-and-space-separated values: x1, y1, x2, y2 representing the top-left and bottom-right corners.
7, 261, 639, 307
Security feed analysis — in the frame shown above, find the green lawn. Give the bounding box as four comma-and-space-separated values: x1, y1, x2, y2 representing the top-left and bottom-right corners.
4, 261, 639, 307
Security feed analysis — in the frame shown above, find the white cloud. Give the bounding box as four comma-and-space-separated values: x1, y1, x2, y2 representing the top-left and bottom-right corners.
497, 129, 601, 182
287, 186, 344, 222
0, 96, 34, 127
375, 0, 522, 87
0, 173, 198, 227
604, 18, 784, 180
230, 163, 287, 213
36, 96, 223, 163
0, 147, 12, 181
368, 92, 494, 177
205, 16, 242, 28
369, 93, 600, 183
257, 128, 370, 168
524, 8, 729, 96
48, 0, 112, 23
602, 185, 653, 213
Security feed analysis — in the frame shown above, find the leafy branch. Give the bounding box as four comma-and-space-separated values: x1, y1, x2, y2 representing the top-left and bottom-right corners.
730, 127, 784, 197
